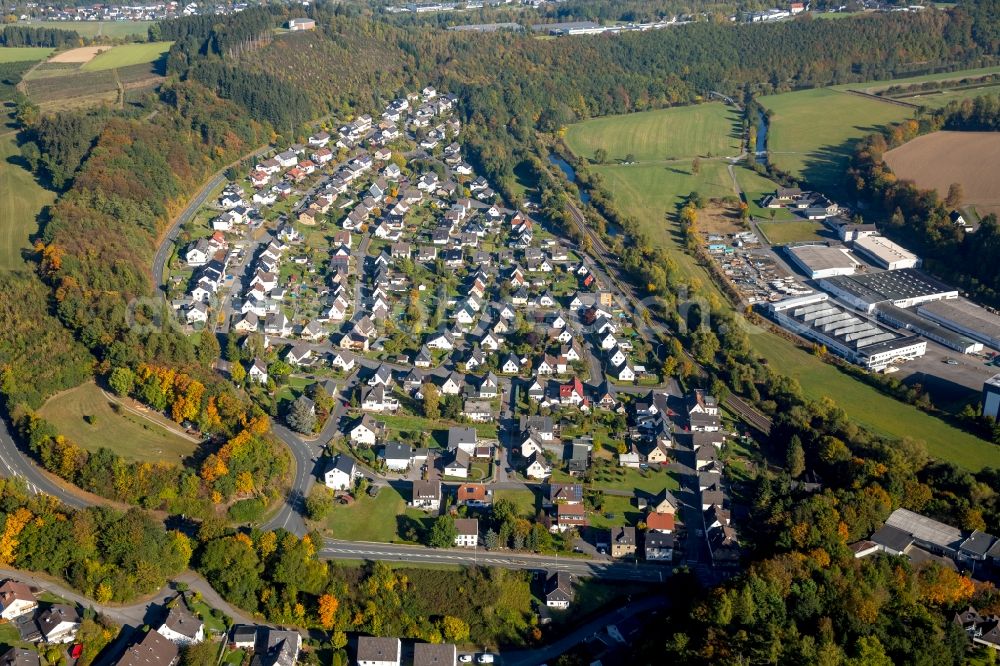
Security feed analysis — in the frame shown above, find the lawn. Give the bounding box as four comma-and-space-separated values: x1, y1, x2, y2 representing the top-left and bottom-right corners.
566, 102, 741, 163
38, 382, 199, 464
588, 460, 680, 495
756, 220, 828, 245
322, 485, 431, 543
17, 20, 154, 39
748, 325, 1000, 471
378, 412, 498, 440
759, 87, 911, 197
494, 489, 539, 517
587, 494, 643, 530
0, 47, 54, 62
81, 41, 172, 71
0, 133, 56, 271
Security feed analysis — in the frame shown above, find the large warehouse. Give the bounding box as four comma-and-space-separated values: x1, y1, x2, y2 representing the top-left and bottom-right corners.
875, 304, 983, 354
769, 293, 927, 370
818, 269, 959, 313
786, 244, 858, 279
917, 298, 1000, 350
852, 235, 920, 270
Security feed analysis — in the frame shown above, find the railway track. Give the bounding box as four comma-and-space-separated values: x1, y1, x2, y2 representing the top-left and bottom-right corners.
563, 194, 773, 436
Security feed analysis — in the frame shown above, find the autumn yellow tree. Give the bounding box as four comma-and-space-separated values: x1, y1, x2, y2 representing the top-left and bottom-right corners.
318, 594, 339, 629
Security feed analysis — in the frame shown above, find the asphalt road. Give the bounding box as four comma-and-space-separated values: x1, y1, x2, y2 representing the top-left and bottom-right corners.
0, 417, 92, 510
320, 539, 671, 582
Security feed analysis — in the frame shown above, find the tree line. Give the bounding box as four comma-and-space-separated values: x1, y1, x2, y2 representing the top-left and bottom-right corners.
0, 25, 79, 47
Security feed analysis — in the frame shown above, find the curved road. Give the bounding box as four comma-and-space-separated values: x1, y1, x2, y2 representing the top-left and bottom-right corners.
0, 417, 95, 511
151, 144, 271, 290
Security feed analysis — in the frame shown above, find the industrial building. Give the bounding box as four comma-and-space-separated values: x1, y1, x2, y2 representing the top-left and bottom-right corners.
823, 216, 878, 242
785, 244, 858, 279
852, 235, 920, 270
875, 304, 983, 354
819, 269, 959, 313
768, 293, 927, 370
918, 298, 1000, 350
984, 374, 1000, 421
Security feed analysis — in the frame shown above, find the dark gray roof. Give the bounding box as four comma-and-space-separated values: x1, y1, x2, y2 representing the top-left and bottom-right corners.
0, 648, 38, 666
871, 524, 914, 553
117, 630, 179, 666
37, 604, 79, 637
160, 600, 203, 638
382, 442, 412, 462
413, 643, 456, 666
960, 530, 996, 557
545, 572, 574, 601
356, 637, 400, 663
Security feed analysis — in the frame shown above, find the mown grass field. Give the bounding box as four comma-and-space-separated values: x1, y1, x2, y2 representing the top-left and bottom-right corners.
757, 220, 828, 245
759, 88, 911, 196
81, 41, 171, 72
17, 20, 154, 39
566, 102, 742, 163
748, 326, 1000, 471
322, 485, 431, 542
589, 159, 733, 290
0, 133, 56, 270
0, 47, 54, 62
38, 382, 198, 463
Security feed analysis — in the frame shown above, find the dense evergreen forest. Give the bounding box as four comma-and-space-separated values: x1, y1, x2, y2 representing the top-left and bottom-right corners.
0, 25, 79, 48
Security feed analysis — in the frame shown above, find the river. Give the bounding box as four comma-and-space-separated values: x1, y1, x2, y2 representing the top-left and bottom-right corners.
548, 154, 591, 204
755, 110, 769, 165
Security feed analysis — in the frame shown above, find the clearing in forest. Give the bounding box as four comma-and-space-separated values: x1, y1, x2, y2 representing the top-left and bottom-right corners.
39, 382, 199, 464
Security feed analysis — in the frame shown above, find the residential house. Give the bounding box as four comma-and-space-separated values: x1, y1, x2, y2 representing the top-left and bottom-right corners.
645, 531, 675, 562
447, 427, 478, 455
356, 637, 401, 666
686, 389, 721, 432
650, 489, 679, 516
545, 572, 575, 609
412, 643, 456, 666
347, 415, 383, 446
323, 455, 358, 491
410, 481, 442, 511
609, 526, 637, 559
37, 604, 80, 643
248, 359, 268, 384
559, 378, 586, 407
361, 385, 399, 413
156, 600, 204, 645
553, 502, 587, 533
117, 630, 179, 666
525, 452, 552, 480
456, 484, 491, 508
0, 581, 36, 620
380, 442, 412, 472
462, 400, 494, 423
444, 450, 470, 479
454, 519, 479, 548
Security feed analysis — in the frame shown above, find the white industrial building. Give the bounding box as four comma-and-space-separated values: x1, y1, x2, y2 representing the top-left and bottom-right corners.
852, 235, 920, 270
818, 269, 959, 313
786, 244, 858, 279
918, 298, 1000, 350
769, 293, 927, 370
984, 374, 1000, 421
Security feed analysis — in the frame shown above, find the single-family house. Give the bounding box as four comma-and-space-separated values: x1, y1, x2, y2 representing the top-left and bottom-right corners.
454, 519, 479, 548
410, 481, 441, 511
156, 600, 204, 645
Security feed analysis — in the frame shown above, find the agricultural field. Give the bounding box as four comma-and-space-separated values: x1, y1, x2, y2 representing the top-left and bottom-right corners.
0, 133, 56, 271
23, 62, 163, 108
16, 20, 153, 39
835, 65, 1000, 95
38, 382, 199, 464
756, 220, 828, 245
748, 325, 1000, 472
81, 41, 171, 72
566, 102, 742, 163
760, 87, 911, 197
885, 131, 1000, 218
0, 47, 54, 62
